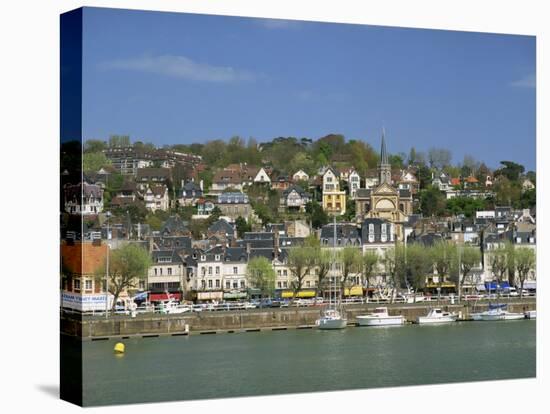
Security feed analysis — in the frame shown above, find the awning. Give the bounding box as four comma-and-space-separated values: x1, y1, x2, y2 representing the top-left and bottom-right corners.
484, 281, 510, 291
426, 283, 456, 288
197, 291, 223, 300
223, 291, 248, 299
343, 286, 364, 296
281, 289, 316, 298
149, 292, 181, 301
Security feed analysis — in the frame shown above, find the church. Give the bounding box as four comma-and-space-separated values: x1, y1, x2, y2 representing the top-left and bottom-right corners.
355, 131, 412, 241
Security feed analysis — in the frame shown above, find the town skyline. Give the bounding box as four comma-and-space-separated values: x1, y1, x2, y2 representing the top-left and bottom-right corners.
81, 7, 536, 170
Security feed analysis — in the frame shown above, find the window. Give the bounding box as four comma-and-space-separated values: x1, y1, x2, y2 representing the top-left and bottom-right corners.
159, 268, 163, 275
233, 281, 238, 289
168, 268, 172, 275
240, 281, 245, 288
277, 270, 282, 276
283, 281, 288, 288
216, 266, 220, 274
277, 282, 282, 288
202, 267, 206, 276
74, 279, 81, 291
233, 267, 238, 274
208, 267, 212, 275
283, 270, 287, 276
306, 281, 310, 288
208, 280, 213, 288
85, 280, 92, 290
226, 281, 231, 289
215, 255, 220, 261
215, 279, 220, 288
154, 268, 158, 276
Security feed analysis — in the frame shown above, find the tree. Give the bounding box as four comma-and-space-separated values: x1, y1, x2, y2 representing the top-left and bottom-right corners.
338, 247, 361, 291
287, 247, 315, 300
428, 148, 452, 169
494, 161, 525, 181
384, 245, 406, 302
361, 251, 379, 290
84, 139, 107, 153
514, 248, 535, 298
454, 246, 481, 302
305, 201, 329, 229
420, 186, 446, 217
429, 241, 457, 301
489, 245, 508, 298
312, 248, 332, 301
83, 152, 111, 172
109, 134, 131, 148
247, 257, 276, 302
97, 244, 151, 311
235, 216, 251, 238
405, 244, 430, 299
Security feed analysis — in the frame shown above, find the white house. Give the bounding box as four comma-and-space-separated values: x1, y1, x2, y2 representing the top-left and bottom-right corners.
292, 169, 310, 182
253, 167, 272, 185
64, 182, 104, 215
144, 185, 169, 212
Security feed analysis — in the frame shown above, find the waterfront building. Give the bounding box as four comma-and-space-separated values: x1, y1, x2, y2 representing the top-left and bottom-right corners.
147, 249, 187, 302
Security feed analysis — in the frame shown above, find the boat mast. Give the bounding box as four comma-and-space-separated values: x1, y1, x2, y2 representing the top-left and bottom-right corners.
333, 215, 337, 310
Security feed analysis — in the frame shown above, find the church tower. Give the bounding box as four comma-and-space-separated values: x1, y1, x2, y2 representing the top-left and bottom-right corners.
378, 129, 391, 185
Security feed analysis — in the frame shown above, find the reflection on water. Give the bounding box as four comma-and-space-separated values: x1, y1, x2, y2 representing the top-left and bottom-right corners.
80, 321, 535, 406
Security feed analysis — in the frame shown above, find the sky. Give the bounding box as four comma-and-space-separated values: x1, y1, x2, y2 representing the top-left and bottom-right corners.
81, 7, 536, 170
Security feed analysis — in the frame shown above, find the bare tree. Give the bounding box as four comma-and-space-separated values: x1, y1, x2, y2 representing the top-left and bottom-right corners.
514, 248, 535, 298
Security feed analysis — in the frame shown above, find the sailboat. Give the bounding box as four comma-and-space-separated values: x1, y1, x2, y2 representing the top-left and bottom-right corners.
316, 217, 347, 330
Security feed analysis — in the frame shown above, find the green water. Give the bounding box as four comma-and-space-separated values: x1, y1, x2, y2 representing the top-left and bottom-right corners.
80, 321, 535, 406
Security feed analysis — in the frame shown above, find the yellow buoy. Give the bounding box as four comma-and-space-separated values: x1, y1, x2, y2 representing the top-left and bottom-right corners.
114, 342, 125, 354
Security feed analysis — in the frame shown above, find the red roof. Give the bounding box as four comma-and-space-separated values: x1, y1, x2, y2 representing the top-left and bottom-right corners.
451, 178, 461, 186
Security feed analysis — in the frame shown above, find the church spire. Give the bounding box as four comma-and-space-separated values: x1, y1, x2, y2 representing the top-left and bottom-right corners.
378, 128, 391, 185
380, 128, 388, 165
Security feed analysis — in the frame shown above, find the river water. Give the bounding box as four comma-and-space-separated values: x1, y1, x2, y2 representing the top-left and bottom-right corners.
80, 320, 535, 406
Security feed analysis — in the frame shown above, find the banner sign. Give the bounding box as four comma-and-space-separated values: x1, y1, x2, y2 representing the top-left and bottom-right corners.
61, 291, 114, 311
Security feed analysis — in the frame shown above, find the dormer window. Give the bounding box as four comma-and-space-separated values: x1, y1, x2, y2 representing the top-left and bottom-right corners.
215, 254, 221, 261
201, 255, 206, 261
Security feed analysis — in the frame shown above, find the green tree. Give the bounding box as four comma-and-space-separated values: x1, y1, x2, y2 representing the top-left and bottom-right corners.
83, 152, 111, 173
312, 248, 331, 301
495, 161, 525, 181
287, 247, 315, 300
235, 216, 251, 238
514, 248, 535, 298
338, 247, 362, 291
430, 241, 457, 300
420, 186, 446, 217
247, 257, 276, 301
405, 244, 430, 299
489, 244, 508, 298
361, 251, 379, 290
97, 243, 151, 311
454, 245, 481, 302
84, 139, 107, 153
305, 201, 329, 229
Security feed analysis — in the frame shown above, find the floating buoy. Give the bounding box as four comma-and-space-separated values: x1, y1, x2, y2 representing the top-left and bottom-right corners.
114, 342, 125, 354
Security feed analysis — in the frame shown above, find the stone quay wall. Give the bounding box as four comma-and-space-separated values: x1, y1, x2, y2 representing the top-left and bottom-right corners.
62, 299, 536, 339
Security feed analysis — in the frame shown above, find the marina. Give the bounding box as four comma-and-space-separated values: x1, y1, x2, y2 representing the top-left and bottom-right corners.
75, 319, 536, 406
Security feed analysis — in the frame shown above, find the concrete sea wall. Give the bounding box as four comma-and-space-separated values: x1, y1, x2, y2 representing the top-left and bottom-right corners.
62, 299, 536, 340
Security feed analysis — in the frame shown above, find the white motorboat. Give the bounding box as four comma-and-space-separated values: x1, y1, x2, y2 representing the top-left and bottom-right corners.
316, 309, 348, 330
472, 304, 524, 321
525, 310, 536, 319
356, 307, 405, 326
416, 308, 457, 324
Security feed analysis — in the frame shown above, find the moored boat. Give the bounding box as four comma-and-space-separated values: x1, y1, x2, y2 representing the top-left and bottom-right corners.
316, 309, 348, 330
356, 307, 405, 326
416, 308, 457, 324
525, 310, 536, 319
472, 304, 524, 321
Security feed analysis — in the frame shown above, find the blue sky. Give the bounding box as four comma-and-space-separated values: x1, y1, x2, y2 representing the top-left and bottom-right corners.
81, 7, 536, 170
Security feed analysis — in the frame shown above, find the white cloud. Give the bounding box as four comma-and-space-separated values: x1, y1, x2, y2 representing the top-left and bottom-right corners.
98, 54, 257, 83
510, 73, 536, 88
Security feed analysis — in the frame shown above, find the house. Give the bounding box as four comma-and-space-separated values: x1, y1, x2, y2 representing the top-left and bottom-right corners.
136, 167, 172, 190
60, 240, 111, 312
178, 181, 203, 206
522, 178, 535, 192
345, 168, 361, 198
147, 249, 187, 302
195, 246, 225, 301
161, 215, 191, 237
104, 146, 154, 175
397, 169, 419, 194
432, 172, 451, 192
144, 184, 169, 212
292, 170, 310, 182
195, 198, 215, 218
271, 175, 292, 191
221, 247, 249, 299
211, 163, 259, 194
285, 220, 311, 238
216, 192, 252, 221
207, 219, 236, 242
279, 185, 311, 212
321, 167, 347, 215
253, 167, 272, 185
363, 169, 379, 189
320, 222, 361, 248
64, 182, 104, 215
